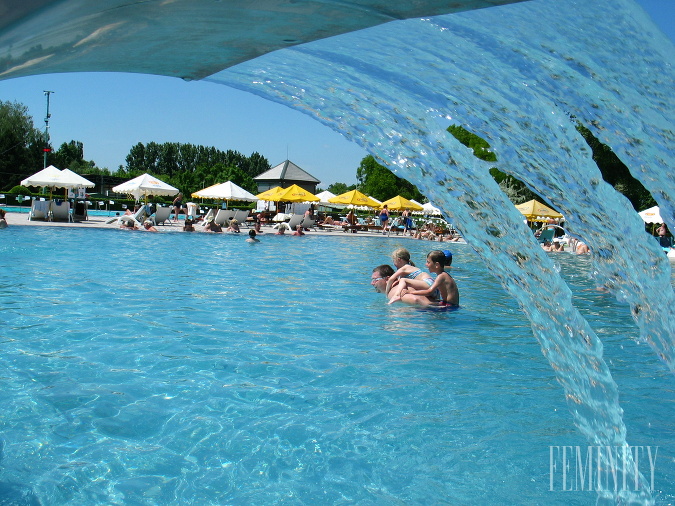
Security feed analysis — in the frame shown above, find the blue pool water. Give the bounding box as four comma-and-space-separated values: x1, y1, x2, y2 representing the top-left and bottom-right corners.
0, 226, 672, 504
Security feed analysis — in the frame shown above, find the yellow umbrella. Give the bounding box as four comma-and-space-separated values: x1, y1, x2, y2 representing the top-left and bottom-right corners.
328, 189, 380, 208
515, 199, 563, 220
255, 186, 285, 200
276, 184, 320, 203
379, 195, 424, 211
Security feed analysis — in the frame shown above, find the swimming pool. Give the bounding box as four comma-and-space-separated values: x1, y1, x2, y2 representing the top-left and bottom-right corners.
0, 226, 672, 504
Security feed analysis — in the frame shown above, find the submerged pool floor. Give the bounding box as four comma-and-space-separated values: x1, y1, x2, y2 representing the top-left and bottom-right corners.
0, 226, 672, 504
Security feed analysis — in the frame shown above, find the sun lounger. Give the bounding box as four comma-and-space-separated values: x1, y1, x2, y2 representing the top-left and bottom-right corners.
72, 201, 88, 221
342, 224, 363, 233
301, 217, 316, 230
115, 206, 148, 227
151, 206, 172, 226
233, 209, 250, 226
29, 199, 50, 221
537, 229, 555, 243
50, 200, 71, 222
286, 214, 304, 230
214, 209, 236, 226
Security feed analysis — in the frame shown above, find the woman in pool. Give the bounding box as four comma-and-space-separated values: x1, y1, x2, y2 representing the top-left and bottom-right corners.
385, 248, 433, 297
0, 209, 7, 229
390, 250, 459, 307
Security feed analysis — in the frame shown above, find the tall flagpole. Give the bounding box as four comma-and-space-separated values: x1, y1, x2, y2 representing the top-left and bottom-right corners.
43, 90, 54, 168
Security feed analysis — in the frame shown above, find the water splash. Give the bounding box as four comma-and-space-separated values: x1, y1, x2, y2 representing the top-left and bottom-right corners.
209, 0, 673, 502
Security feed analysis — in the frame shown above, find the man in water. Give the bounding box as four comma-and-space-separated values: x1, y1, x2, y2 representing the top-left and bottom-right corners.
371, 264, 432, 306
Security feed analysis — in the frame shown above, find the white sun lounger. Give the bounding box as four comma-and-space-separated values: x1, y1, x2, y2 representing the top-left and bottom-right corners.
107, 206, 148, 226
50, 200, 71, 222
286, 214, 304, 230
29, 199, 50, 221
233, 209, 250, 226
151, 206, 172, 226
214, 209, 236, 225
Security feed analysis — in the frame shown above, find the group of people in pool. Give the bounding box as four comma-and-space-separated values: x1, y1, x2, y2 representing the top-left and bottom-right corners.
371, 247, 459, 307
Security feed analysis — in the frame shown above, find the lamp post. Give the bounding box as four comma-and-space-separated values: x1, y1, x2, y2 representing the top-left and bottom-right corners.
43, 90, 54, 168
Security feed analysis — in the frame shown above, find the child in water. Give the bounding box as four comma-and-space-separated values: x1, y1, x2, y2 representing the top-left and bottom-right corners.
385, 247, 433, 297
390, 250, 459, 306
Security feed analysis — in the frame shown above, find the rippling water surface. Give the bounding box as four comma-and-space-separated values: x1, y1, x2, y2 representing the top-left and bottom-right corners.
0, 226, 672, 504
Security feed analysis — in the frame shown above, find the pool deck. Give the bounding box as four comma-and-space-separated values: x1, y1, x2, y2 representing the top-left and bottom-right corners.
2, 210, 439, 239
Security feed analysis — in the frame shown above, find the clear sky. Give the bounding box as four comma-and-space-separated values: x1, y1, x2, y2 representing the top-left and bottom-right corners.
0, 0, 671, 188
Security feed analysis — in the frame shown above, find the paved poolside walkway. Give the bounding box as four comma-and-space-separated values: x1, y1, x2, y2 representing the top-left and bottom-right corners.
2, 210, 425, 239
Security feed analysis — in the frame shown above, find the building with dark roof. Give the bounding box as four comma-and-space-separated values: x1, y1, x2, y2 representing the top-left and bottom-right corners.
254, 160, 320, 193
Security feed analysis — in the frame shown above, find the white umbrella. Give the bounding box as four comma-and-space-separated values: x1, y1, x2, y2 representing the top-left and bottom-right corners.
112, 173, 179, 201
315, 190, 336, 204
638, 206, 663, 224
21, 165, 65, 187
59, 169, 95, 188
191, 181, 257, 201
422, 201, 442, 216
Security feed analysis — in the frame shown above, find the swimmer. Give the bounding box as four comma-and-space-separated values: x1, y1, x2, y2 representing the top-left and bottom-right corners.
0, 209, 7, 229
371, 264, 433, 306
275, 222, 291, 235
385, 248, 433, 297
246, 230, 260, 243
142, 220, 158, 232
390, 250, 459, 306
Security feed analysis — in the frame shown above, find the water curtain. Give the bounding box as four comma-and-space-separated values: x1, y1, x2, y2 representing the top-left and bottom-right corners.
210, 0, 673, 501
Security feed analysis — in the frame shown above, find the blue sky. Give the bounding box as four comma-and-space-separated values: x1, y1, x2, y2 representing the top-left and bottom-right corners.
0, 0, 671, 188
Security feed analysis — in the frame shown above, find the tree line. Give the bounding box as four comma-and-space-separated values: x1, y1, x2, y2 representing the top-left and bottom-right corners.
1, 99, 656, 212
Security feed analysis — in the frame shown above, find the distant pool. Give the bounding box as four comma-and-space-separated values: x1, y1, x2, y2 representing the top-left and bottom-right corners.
0, 226, 672, 504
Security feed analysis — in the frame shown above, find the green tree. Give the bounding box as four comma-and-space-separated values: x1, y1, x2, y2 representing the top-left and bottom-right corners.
0, 100, 44, 189
576, 124, 655, 211
448, 124, 538, 205
50, 140, 97, 172
356, 155, 424, 202
326, 182, 356, 195
447, 125, 497, 163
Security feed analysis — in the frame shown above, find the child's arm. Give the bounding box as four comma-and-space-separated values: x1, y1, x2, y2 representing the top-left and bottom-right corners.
384, 267, 403, 293
408, 274, 444, 297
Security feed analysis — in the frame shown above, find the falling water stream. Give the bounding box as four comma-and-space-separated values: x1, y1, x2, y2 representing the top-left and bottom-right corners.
210, 0, 674, 502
